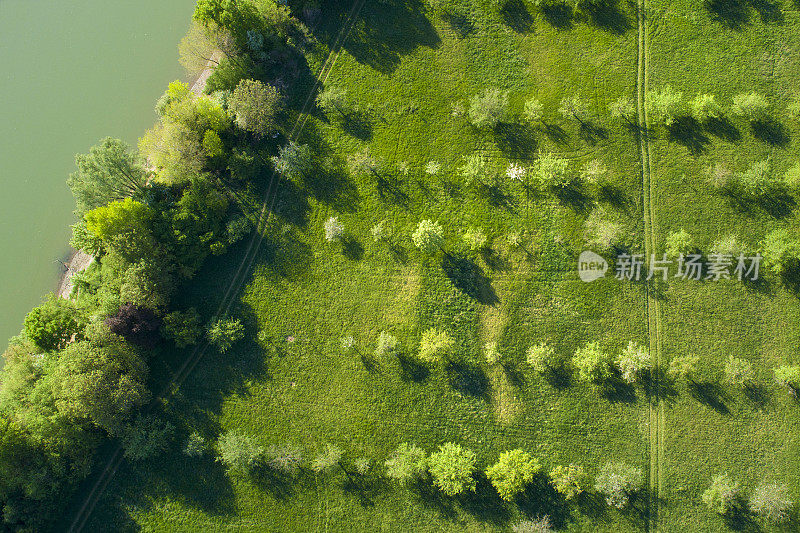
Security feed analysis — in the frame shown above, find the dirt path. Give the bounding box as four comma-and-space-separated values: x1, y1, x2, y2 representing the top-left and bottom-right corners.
636, 1, 665, 530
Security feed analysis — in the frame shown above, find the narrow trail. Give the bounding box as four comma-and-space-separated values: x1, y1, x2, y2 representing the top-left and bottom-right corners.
636, 0, 665, 530
65, 2, 367, 531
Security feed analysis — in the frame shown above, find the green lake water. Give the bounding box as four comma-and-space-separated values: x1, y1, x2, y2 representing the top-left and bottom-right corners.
0, 0, 196, 351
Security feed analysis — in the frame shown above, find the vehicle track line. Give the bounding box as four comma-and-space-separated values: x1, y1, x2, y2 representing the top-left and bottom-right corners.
65, 2, 366, 531
636, 0, 664, 530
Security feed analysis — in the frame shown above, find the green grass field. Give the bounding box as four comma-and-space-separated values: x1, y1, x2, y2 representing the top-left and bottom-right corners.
74, 0, 800, 531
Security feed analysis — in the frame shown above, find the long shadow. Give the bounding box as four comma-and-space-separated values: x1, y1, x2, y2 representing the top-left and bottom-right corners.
723, 499, 764, 532
579, 120, 609, 145
342, 470, 392, 507
273, 177, 312, 228
317, 0, 441, 74
541, 2, 575, 28
442, 254, 499, 305
751, 118, 790, 147
493, 122, 539, 160
578, 0, 633, 34
341, 235, 365, 261
456, 473, 511, 526
597, 183, 633, 212
500, 0, 536, 32
441, 8, 475, 38
447, 360, 490, 399
601, 376, 638, 403
411, 477, 457, 520
341, 110, 374, 141
668, 116, 710, 155
554, 182, 593, 214
642, 368, 679, 406
704, 116, 741, 142
517, 476, 572, 529
704, 0, 751, 29
541, 122, 571, 145
688, 380, 731, 414
397, 352, 430, 382
477, 183, 517, 212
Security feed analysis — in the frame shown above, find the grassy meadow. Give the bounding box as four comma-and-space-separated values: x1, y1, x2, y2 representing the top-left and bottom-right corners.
73, 0, 800, 531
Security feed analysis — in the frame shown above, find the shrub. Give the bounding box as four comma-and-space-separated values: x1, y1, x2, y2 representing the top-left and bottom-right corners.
266, 444, 304, 475
532, 152, 571, 189
371, 220, 391, 242
217, 430, 263, 473
486, 449, 541, 501
615, 341, 652, 384
595, 462, 644, 509
723, 356, 755, 387
608, 95, 636, 124
161, 308, 203, 348
666, 354, 699, 382
762, 228, 800, 275
105, 303, 162, 349
425, 160, 441, 175
665, 229, 694, 257
463, 228, 488, 251
573, 341, 613, 383
731, 92, 769, 121
24, 298, 82, 352
511, 517, 553, 533
579, 159, 608, 185
206, 317, 245, 353
773, 365, 800, 393
702, 473, 740, 515
184, 431, 208, 457
312, 443, 343, 474
316, 85, 349, 117
384, 443, 427, 484
412, 220, 444, 254
324, 216, 344, 242
229, 79, 281, 138
524, 97, 544, 122
646, 86, 683, 126
750, 482, 792, 524
418, 328, 454, 364
558, 95, 590, 123
711, 235, 747, 257
375, 331, 399, 359
460, 153, 490, 187
550, 463, 588, 500
584, 209, 624, 251
468, 87, 509, 129
690, 93, 723, 122
428, 442, 477, 496
526, 343, 560, 373
121, 415, 174, 461
736, 159, 775, 197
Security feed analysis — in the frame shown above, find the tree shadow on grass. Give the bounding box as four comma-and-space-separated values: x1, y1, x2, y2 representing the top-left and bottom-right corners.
668, 116, 710, 155
442, 254, 499, 305
601, 376, 638, 403
477, 183, 518, 212
457, 473, 512, 526
542, 122, 571, 145
704, 0, 751, 29
749, 0, 784, 23
441, 8, 475, 38
258, 230, 314, 281
554, 182, 593, 214
642, 368, 679, 406
341, 110, 374, 141
541, 3, 575, 28
337, 0, 441, 75
743, 383, 771, 408
545, 367, 573, 389
397, 352, 430, 382
481, 247, 512, 272
688, 380, 731, 414
751, 118, 790, 147
579, 121, 609, 145
723, 500, 764, 532
448, 361, 490, 399
597, 183, 634, 213
494, 122, 539, 160
411, 477, 458, 520
578, 0, 633, 34
303, 163, 361, 214
723, 188, 796, 219
501, 0, 536, 32
343, 471, 392, 507
251, 464, 304, 500
341, 235, 365, 261
517, 476, 572, 529
376, 175, 412, 208
273, 178, 312, 228
705, 116, 742, 143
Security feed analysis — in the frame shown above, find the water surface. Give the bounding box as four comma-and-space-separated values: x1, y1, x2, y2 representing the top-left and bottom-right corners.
0, 0, 196, 350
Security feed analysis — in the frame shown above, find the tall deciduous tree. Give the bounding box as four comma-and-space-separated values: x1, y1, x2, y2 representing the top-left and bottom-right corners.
68, 138, 150, 216
428, 442, 477, 496
229, 79, 282, 138
486, 449, 541, 501
468, 88, 509, 129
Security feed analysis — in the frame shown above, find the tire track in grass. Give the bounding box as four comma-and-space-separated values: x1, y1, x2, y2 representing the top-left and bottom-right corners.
65, 2, 367, 531
636, 0, 664, 530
